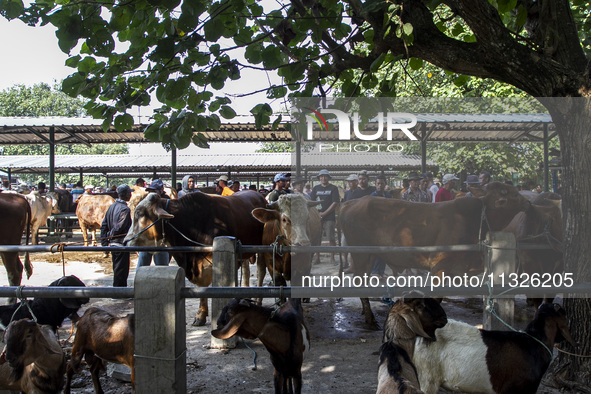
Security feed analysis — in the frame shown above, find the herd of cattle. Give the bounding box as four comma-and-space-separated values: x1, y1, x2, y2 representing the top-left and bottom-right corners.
0, 181, 567, 393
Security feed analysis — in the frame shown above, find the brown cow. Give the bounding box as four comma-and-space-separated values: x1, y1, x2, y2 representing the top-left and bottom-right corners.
0, 193, 32, 288
75, 195, 115, 246
340, 182, 530, 327
123, 191, 266, 326
24, 191, 60, 245
252, 193, 322, 287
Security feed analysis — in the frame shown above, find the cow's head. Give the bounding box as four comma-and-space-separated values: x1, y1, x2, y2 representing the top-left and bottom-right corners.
473, 182, 530, 230
124, 192, 173, 247
252, 194, 319, 246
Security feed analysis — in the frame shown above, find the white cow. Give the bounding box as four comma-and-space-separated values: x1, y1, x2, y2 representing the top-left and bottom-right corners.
24, 191, 60, 245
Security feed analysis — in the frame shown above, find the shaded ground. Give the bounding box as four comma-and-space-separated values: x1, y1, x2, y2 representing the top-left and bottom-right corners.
0, 234, 565, 393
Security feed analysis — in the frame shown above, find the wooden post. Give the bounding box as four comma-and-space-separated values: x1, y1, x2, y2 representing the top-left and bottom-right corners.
210, 236, 238, 349
483, 231, 516, 330
135, 266, 186, 393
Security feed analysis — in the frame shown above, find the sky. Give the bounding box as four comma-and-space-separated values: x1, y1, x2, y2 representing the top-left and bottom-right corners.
0, 16, 277, 155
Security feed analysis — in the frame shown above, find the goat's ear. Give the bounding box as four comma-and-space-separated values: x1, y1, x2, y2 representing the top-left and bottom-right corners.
211, 315, 247, 340
35, 326, 63, 355
400, 309, 432, 339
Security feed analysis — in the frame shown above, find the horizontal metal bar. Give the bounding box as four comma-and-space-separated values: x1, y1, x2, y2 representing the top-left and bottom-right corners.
0, 284, 588, 300
0, 245, 213, 253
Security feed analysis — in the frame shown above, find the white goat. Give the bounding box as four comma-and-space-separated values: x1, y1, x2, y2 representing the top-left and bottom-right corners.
413, 303, 576, 394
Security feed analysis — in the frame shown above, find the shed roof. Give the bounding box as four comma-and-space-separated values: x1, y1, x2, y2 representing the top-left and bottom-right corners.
0, 113, 555, 144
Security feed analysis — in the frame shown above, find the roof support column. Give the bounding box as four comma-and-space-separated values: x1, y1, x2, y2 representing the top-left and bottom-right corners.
49, 126, 55, 192
171, 148, 177, 188
421, 124, 427, 174
543, 124, 549, 192
295, 138, 302, 177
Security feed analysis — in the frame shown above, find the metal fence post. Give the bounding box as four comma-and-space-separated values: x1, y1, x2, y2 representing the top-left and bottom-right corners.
210, 236, 238, 349
135, 266, 186, 393
483, 231, 516, 330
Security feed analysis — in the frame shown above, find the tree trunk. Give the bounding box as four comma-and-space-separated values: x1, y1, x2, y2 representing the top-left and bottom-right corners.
542, 98, 591, 390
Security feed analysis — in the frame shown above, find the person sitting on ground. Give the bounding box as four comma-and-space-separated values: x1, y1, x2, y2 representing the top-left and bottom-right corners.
435, 174, 459, 202
267, 173, 290, 202
401, 172, 430, 202
178, 175, 199, 198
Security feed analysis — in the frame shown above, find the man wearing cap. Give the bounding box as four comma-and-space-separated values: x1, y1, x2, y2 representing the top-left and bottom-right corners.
343, 174, 359, 202
100, 185, 133, 287
83, 184, 94, 195
215, 175, 234, 196
401, 172, 430, 202
267, 173, 290, 202
435, 174, 460, 202
139, 179, 171, 268
464, 174, 482, 197
291, 176, 310, 199
352, 170, 376, 199
423, 172, 439, 203
310, 169, 340, 265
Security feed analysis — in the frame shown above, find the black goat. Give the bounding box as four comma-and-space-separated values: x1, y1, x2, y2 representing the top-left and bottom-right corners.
212, 298, 310, 394
0, 275, 89, 332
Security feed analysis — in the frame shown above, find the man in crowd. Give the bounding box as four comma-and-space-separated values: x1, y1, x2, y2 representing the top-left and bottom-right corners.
343, 174, 358, 202
352, 170, 376, 199
310, 169, 340, 265
371, 175, 392, 198
435, 174, 459, 202
464, 174, 481, 197
401, 172, 430, 202
138, 179, 171, 269
291, 176, 309, 198
423, 172, 439, 202
178, 175, 199, 198
479, 170, 491, 190
215, 175, 234, 196
267, 173, 290, 202
100, 184, 133, 287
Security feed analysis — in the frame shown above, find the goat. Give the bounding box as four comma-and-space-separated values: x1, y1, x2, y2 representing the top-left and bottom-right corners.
378, 297, 447, 394
413, 303, 576, 394
0, 319, 66, 393
64, 307, 135, 394
0, 275, 89, 332
211, 298, 310, 394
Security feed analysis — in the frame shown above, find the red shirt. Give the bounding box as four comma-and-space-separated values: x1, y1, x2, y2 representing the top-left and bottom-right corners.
435, 187, 453, 202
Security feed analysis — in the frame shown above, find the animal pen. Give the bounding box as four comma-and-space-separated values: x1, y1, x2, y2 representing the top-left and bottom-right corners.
0, 235, 585, 393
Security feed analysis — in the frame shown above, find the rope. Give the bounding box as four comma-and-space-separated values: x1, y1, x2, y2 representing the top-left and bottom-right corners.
554, 345, 591, 358
1, 286, 40, 333
241, 338, 258, 370
134, 348, 187, 362
50, 243, 67, 276
484, 282, 553, 357
124, 218, 162, 243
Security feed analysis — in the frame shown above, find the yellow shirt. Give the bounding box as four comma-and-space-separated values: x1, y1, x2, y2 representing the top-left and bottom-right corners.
222, 186, 234, 196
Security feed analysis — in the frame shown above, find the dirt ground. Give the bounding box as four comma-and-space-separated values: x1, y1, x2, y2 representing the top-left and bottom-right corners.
0, 234, 567, 393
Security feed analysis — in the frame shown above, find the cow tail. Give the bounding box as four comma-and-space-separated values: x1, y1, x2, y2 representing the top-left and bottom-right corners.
24, 200, 33, 279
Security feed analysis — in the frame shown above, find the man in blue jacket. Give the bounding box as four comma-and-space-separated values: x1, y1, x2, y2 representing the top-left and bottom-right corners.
100, 184, 132, 287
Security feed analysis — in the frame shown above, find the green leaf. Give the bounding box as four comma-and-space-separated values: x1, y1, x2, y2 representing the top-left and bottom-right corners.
2, 0, 24, 19
65, 55, 81, 68
204, 17, 225, 41
403, 23, 413, 36
370, 53, 387, 73
266, 86, 287, 99
261, 45, 283, 69
408, 57, 423, 70
78, 57, 97, 74
454, 74, 470, 86
192, 132, 209, 148
114, 113, 134, 132
219, 105, 236, 119
207, 114, 221, 129
250, 103, 272, 128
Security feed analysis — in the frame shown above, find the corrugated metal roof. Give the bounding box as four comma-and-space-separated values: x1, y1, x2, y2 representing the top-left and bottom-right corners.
0, 152, 433, 177
0, 113, 555, 144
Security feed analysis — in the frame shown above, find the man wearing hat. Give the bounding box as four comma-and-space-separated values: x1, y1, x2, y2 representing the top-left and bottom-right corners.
343, 174, 358, 202
310, 169, 340, 265
215, 175, 234, 196
435, 174, 460, 202
267, 173, 290, 202
464, 174, 482, 197
100, 184, 133, 288
401, 172, 430, 202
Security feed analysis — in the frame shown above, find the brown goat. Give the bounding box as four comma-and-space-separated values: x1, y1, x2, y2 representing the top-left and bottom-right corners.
64, 307, 135, 394
212, 298, 310, 394
0, 319, 66, 393
378, 297, 447, 394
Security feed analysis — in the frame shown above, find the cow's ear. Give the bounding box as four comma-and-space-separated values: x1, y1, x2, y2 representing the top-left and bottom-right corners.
154, 206, 174, 219
252, 208, 280, 223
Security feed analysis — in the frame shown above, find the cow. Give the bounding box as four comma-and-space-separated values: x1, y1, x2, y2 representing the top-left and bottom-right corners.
123, 190, 267, 326
0, 193, 32, 289
502, 200, 563, 308
49, 189, 77, 238
339, 182, 530, 328
251, 193, 321, 288
75, 194, 115, 247
24, 191, 60, 245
